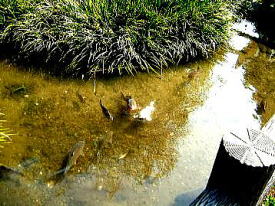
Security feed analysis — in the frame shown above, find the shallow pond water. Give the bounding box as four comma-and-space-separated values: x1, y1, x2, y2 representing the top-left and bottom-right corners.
0, 20, 274, 205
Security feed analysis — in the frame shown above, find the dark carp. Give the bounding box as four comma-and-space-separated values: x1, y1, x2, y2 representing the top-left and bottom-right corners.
59, 141, 85, 175
100, 100, 114, 121
47, 141, 85, 187
122, 94, 139, 112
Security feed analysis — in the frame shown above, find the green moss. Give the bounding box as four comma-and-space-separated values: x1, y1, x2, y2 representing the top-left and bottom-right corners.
23, 98, 55, 117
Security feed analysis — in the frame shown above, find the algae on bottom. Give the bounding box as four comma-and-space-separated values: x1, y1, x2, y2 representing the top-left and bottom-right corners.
0, 53, 217, 193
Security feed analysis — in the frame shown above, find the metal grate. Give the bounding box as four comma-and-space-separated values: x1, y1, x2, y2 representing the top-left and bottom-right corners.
223, 129, 275, 167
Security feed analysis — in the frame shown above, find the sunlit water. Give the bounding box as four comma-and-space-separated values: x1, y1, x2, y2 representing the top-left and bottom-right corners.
151, 21, 261, 206
0, 20, 271, 206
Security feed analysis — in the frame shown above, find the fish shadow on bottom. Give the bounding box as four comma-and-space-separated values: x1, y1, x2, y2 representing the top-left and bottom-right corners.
173, 187, 204, 206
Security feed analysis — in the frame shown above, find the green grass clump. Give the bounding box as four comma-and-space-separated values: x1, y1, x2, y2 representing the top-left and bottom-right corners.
0, 0, 41, 30
1, 0, 232, 77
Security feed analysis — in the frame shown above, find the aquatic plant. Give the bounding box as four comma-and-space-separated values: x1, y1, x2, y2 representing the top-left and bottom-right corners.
0, 113, 13, 148
1, 0, 233, 77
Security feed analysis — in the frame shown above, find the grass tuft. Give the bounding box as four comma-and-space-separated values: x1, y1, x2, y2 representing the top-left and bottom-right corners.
0, 112, 13, 148
1, 0, 234, 77
0, 0, 40, 30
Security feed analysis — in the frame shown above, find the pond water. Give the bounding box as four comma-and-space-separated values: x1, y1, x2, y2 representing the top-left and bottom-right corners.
0, 20, 274, 206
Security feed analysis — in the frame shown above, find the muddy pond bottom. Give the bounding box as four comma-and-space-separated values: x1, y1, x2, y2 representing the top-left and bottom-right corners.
0, 20, 272, 206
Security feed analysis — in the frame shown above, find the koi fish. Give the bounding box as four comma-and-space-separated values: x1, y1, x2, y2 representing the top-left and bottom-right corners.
59, 141, 85, 175
47, 141, 85, 187
121, 92, 139, 112
134, 101, 155, 121
100, 100, 114, 121
76, 91, 86, 103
